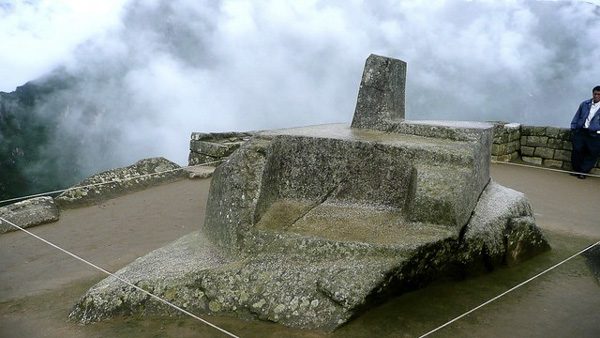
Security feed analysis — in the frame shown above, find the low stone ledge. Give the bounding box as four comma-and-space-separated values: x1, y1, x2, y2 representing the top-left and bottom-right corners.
543, 159, 562, 168
55, 157, 186, 209
184, 165, 216, 179
522, 156, 543, 165
188, 132, 254, 166
0, 197, 59, 233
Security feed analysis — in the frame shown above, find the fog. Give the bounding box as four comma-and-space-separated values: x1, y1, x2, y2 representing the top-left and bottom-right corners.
1, 0, 600, 174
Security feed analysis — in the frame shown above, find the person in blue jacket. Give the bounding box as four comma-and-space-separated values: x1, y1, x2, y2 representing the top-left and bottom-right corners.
570, 85, 600, 179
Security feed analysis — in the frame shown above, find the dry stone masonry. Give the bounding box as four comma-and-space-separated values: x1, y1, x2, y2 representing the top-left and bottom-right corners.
492, 123, 600, 174
70, 54, 550, 331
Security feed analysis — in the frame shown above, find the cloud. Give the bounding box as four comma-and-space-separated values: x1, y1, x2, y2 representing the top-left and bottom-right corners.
0, 0, 129, 91
2, 0, 600, 179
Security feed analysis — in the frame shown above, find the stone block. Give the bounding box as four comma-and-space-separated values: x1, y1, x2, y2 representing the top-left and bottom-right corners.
522, 156, 543, 165
520, 126, 535, 136
554, 149, 572, 161
520, 136, 527, 145
558, 129, 572, 140
507, 140, 520, 154
191, 131, 254, 142
532, 126, 547, 136
534, 147, 554, 159
493, 154, 511, 162
562, 141, 572, 150
547, 138, 562, 149
520, 146, 535, 156
508, 129, 521, 142
190, 140, 241, 158
543, 159, 562, 168
351, 54, 406, 130
492, 143, 507, 156
591, 168, 600, 175
545, 127, 561, 138
526, 136, 548, 147
0, 197, 59, 233
562, 162, 573, 170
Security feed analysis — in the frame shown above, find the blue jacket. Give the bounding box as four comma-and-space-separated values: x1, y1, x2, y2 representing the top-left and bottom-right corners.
571, 99, 600, 132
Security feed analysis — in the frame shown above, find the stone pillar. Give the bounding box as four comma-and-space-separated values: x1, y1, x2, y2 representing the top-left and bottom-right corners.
351, 54, 406, 130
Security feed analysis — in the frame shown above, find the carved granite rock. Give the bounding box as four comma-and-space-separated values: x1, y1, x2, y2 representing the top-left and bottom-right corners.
70, 55, 549, 331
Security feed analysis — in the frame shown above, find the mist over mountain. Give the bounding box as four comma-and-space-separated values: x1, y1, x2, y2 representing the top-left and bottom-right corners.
1, 0, 599, 200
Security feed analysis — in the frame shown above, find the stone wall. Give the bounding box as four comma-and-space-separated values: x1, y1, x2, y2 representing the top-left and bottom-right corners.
492, 122, 600, 174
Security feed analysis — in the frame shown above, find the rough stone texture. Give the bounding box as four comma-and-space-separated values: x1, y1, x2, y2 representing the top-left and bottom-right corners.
351, 54, 406, 130
188, 132, 254, 166
521, 146, 535, 156
71, 56, 549, 331
534, 147, 554, 159
554, 149, 572, 161
543, 159, 562, 168
184, 165, 216, 179
0, 197, 59, 233
459, 181, 549, 269
522, 156, 543, 165
56, 157, 186, 208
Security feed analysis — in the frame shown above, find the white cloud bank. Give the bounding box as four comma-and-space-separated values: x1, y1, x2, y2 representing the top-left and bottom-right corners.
1, 0, 600, 173
0, 0, 129, 91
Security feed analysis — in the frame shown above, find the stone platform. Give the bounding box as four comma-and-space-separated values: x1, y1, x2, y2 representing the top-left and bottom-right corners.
69, 54, 549, 331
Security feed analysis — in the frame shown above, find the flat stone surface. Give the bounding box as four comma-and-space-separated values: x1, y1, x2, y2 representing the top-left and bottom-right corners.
0, 197, 59, 233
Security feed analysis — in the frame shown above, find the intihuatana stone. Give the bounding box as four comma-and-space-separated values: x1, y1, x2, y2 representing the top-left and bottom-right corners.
70, 55, 549, 331
56, 157, 186, 208
351, 54, 406, 130
0, 197, 59, 233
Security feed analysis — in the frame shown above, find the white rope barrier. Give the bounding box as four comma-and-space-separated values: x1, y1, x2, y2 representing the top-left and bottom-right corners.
418, 240, 600, 338
0, 160, 221, 205
0, 216, 240, 338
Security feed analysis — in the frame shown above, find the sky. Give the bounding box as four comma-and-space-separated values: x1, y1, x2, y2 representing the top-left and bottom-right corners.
1, 0, 599, 172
